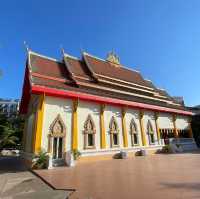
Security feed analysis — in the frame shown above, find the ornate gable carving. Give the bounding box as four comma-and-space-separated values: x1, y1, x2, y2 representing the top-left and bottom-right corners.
106, 51, 120, 65
49, 114, 66, 137
130, 118, 137, 134
147, 120, 153, 134
84, 114, 96, 134
109, 116, 119, 133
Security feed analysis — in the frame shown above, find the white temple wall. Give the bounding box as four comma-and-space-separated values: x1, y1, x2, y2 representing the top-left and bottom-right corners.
143, 111, 159, 145
158, 113, 174, 129
42, 96, 73, 152
25, 113, 35, 152
176, 115, 189, 129
39, 95, 191, 155
104, 105, 123, 148
77, 100, 101, 150
125, 109, 142, 147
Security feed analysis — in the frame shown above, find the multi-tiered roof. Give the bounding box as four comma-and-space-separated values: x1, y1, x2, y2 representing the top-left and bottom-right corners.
20, 50, 192, 115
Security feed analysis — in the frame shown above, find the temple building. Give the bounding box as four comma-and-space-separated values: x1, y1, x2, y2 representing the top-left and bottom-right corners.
20, 50, 194, 166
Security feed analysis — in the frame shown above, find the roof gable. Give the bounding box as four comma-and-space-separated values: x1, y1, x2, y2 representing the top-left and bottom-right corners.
83, 52, 152, 89
19, 50, 188, 115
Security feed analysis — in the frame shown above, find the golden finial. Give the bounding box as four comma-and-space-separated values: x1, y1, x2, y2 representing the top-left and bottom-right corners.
106, 51, 120, 65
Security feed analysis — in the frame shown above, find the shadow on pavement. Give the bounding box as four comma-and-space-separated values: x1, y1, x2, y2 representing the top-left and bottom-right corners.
160, 182, 200, 191
0, 156, 72, 199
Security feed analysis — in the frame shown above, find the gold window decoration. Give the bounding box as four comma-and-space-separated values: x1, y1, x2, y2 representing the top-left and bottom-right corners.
109, 116, 120, 147
147, 120, 155, 145
83, 114, 96, 149
130, 118, 139, 146
48, 114, 66, 159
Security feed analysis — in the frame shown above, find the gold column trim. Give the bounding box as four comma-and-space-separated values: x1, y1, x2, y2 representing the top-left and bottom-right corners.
139, 110, 146, 146
33, 94, 45, 154
121, 107, 128, 147
173, 114, 178, 138
100, 104, 106, 148
72, 99, 79, 150
154, 112, 161, 144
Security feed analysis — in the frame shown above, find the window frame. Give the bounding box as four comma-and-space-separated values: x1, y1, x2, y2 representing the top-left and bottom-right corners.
130, 119, 139, 146
83, 114, 96, 150
109, 116, 120, 148
147, 120, 155, 145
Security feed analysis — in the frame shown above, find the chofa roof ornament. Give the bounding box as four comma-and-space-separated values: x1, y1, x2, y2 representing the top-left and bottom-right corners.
106, 51, 120, 66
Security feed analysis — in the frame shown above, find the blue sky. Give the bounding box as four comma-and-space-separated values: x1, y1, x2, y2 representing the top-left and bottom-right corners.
0, 0, 199, 106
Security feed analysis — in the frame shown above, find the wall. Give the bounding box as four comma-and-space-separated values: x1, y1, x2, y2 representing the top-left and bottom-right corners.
39, 96, 192, 154
104, 105, 123, 148
143, 111, 159, 145
158, 113, 174, 129
125, 109, 142, 147
176, 115, 189, 129
77, 100, 101, 150
42, 96, 72, 152
25, 113, 35, 152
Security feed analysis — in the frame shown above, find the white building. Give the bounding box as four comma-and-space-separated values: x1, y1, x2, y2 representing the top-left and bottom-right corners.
0, 99, 19, 116
20, 50, 194, 167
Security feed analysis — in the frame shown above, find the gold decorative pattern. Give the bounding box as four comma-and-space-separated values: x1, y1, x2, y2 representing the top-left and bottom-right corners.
109, 116, 120, 147
100, 104, 106, 148
130, 118, 139, 146
48, 114, 66, 153
154, 112, 161, 144
121, 108, 128, 147
139, 111, 146, 146
106, 51, 120, 65
83, 114, 96, 149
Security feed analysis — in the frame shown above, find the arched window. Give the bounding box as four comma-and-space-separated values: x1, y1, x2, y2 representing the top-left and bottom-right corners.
147, 120, 155, 145
48, 114, 66, 159
109, 116, 119, 147
83, 114, 96, 149
130, 119, 139, 146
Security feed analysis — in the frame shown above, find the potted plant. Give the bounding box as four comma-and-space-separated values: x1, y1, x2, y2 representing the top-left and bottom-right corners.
135, 149, 147, 156
72, 149, 81, 160
32, 150, 49, 169
160, 145, 173, 154
65, 149, 81, 167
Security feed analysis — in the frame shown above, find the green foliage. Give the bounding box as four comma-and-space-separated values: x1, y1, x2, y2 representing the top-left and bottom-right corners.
135, 149, 147, 156
71, 149, 81, 160
0, 110, 24, 149
135, 150, 142, 156
0, 127, 19, 147
32, 150, 49, 169
160, 145, 173, 154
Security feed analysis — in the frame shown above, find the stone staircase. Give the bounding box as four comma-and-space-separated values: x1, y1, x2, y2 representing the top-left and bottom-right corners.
52, 158, 65, 167
169, 138, 198, 152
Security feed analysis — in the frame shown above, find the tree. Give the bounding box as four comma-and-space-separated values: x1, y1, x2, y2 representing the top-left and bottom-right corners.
0, 106, 24, 149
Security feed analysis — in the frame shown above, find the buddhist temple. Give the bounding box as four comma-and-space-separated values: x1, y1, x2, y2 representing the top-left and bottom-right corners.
20, 49, 194, 167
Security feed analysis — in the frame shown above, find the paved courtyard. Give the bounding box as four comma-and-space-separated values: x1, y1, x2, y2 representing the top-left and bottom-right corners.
35, 153, 200, 199
0, 156, 69, 199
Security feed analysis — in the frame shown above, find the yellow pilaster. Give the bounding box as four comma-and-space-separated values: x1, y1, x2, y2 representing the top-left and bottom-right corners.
121, 108, 128, 147
72, 99, 78, 150
139, 110, 146, 146
154, 112, 161, 144
188, 118, 193, 138
33, 94, 45, 154
173, 114, 179, 138
100, 104, 106, 149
